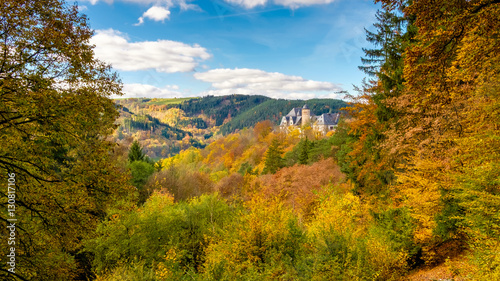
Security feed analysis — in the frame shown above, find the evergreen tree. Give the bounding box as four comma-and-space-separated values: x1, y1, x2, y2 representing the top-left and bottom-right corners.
336, 4, 414, 194
360, 7, 412, 122
298, 137, 310, 165
128, 140, 145, 162
262, 138, 285, 174
129, 160, 155, 205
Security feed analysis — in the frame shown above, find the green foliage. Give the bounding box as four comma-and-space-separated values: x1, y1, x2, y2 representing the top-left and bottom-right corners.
0, 0, 132, 279
237, 162, 256, 176
298, 137, 310, 165
128, 161, 155, 204
143, 97, 194, 106
370, 207, 421, 266
262, 138, 285, 174
178, 117, 207, 129
284, 136, 336, 167
330, 121, 355, 175
87, 193, 236, 278
123, 115, 159, 132
177, 94, 270, 126
129, 140, 146, 162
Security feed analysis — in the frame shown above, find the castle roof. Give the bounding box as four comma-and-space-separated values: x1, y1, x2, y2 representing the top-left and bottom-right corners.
315, 113, 340, 125
286, 107, 303, 117
282, 115, 302, 126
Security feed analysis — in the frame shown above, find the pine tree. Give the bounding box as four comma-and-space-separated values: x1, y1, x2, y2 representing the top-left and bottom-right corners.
128, 140, 145, 162
298, 137, 310, 165
359, 6, 412, 122
263, 138, 285, 174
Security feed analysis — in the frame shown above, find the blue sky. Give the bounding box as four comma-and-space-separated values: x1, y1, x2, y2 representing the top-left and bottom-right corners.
79, 0, 380, 100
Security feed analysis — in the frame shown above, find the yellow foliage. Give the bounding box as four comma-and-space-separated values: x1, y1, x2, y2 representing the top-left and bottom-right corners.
209, 170, 229, 183
155, 248, 179, 280
203, 194, 296, 275
308, 190, 368, 239
161, 148, 202, 170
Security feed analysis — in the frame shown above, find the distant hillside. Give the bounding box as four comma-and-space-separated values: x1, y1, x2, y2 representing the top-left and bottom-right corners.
113, 95, 347, 159
174, 95, 271, 126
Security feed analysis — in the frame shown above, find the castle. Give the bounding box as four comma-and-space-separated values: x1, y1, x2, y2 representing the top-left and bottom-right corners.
279, 104, 340, 135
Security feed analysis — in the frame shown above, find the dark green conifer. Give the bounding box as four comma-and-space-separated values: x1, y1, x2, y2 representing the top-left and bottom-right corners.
128, 140, 145, 162
263, 138, 285, 174
298, 137, 310, 165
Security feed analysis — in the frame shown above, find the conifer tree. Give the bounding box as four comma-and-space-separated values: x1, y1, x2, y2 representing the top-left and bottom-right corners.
336, 4, 412, 194
128, 140, 145, 162
263, 138, 285, 174
360, 6, 411, 122
298, 137, 310, 165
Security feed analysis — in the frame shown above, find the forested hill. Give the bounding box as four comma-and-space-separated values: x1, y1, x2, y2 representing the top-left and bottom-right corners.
176, 95, 271, 126
112, 95, 346, 159
115, 95, 347, 134
220, 98, 347, 134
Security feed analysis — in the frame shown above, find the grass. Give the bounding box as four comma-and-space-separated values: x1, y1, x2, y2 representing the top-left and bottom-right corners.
113, 97, 197, 105
145, 97, 196, 105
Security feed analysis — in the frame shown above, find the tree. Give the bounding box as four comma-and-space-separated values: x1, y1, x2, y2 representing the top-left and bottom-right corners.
379, 0, 500, 268
0, 0, 131, 279
359, 6, 412, 122
128, 140, 146, 162
298, 137, 310, 165
262, 138, 285, 174
129, 161, 155, 205
334, 3, 413, 196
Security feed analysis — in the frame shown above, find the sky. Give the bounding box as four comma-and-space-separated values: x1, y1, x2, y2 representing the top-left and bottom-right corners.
79, 0, 380, 100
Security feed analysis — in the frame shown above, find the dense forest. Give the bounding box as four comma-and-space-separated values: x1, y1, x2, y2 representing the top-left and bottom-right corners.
1, 0, 499, 280
113, 96, 346, 159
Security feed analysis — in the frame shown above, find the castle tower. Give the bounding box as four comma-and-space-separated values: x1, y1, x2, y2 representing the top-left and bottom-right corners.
301, 104, 310, 126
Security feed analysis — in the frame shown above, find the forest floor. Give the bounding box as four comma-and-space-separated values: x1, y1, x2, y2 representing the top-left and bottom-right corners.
406, 254, 471, 281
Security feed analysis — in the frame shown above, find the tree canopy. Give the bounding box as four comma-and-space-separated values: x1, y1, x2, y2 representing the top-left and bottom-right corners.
0, 0, 131, 279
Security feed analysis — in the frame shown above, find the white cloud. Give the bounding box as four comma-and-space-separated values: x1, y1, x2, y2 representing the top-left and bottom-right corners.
224, 0, 267, 9
83, 0, 200, 10
144, 6, 171, 21
85, 0, 178, 5
224, 0, 336, 9
117, 83, 187, 98
136, 6, 171, 25
194, 68, 342, 99
274, 0, 336, 8
90, 29, 211, 73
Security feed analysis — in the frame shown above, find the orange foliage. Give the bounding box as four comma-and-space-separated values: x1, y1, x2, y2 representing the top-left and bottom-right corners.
248, 159, 345, 219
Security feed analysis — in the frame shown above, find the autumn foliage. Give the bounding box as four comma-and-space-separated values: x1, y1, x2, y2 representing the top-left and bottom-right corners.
3, 0, 499, 280
87, 1, 500, 278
